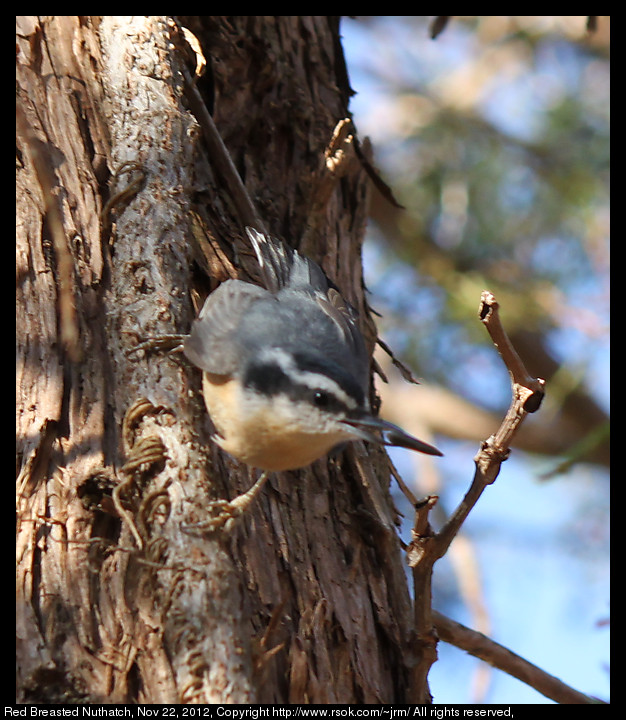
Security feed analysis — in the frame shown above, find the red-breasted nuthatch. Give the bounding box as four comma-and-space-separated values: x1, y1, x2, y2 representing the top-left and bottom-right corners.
183, 228, 442, 472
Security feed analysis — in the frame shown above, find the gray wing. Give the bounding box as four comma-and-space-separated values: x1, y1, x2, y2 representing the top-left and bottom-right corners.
183, 279, 271, 375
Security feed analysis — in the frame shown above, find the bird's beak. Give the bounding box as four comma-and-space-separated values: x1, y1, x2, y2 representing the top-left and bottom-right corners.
342, 413, 443, 457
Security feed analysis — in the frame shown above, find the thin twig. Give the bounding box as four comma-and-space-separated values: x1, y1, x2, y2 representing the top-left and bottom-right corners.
430, 16, 452, 40
181, 65, 265, 233
421, 291, 545, 563
479, 290, 545, 403
301, 118, 357, 253
434, 612, 604, 704
409, 290, 547, 697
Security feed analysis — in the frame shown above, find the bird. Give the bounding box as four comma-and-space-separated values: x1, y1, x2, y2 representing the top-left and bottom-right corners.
183, 227, 442, 475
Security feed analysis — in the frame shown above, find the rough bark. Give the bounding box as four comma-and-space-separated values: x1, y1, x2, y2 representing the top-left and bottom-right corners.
17, 16, 423, 704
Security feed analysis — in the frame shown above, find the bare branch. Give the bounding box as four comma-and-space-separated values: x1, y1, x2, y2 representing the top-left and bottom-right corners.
428, 290, 546, 560
434, 612, 604, 704
408, 290, 547, 696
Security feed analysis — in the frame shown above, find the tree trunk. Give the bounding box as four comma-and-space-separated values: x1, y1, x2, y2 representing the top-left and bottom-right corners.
17, 16, 425, 704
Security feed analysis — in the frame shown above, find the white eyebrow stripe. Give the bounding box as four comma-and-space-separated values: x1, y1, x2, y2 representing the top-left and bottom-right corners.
256, 348, 358, 409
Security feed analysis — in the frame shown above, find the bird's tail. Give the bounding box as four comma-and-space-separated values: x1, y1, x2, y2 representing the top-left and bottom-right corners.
246, 227, 328, 294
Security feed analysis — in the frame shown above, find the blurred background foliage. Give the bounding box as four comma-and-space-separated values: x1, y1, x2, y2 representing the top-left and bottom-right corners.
342, 16, 609, 703
344, 15, 609, 470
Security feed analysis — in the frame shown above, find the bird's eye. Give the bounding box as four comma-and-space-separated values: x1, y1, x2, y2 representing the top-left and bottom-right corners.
312, 390, 331, 409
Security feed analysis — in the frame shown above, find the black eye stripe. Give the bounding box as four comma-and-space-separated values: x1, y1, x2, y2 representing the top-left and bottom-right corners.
291, 352, 364, 407
244, 363, 350, 413
305, 387, 348, 413
244, 362, 290, 396
311, 389, 345, 413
